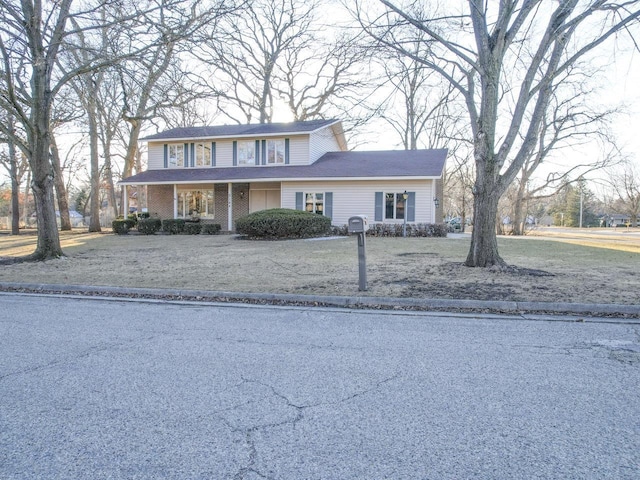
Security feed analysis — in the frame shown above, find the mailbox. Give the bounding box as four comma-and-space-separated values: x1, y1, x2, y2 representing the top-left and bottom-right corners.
348, 215, 369, 234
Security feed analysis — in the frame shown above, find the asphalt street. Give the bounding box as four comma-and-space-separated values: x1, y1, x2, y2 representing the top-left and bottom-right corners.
1, 293, 639, 479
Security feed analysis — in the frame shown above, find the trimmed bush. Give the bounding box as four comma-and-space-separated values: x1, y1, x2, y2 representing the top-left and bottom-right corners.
137, 217, 162, 235
162, 218, 186, 234
112, 218, 135, 235
331, 222, 448, 238
184, 222, 202, 235
201, 223, 222, 235
235, 208, 331, 239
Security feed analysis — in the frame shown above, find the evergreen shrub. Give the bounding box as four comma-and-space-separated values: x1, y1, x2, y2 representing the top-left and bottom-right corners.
137, 218, 162, 235
235, 208, 331, 239
162, 219, 186, 234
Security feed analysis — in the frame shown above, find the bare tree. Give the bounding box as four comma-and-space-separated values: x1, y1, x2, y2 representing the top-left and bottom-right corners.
609, 160, 640, 226
355, 0, 640, 267
0, 112, 28, 234
510, 71, 621, 235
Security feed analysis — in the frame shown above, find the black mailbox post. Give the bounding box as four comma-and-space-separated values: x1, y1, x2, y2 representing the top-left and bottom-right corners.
348, 215, 369, 291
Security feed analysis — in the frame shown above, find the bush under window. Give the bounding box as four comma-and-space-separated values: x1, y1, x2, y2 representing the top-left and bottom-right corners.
235, 208, 331, 239
137, 218, 162, 235
201, 223, 222, 235
184, 222, 202, 235
162, 219, 185, 234
112, 218, 136, 235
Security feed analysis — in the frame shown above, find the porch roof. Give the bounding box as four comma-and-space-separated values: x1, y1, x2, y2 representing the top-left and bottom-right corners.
119, 149, 448, 185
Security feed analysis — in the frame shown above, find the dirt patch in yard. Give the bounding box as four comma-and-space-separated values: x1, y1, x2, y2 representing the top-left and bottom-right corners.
0, 228, 638, 305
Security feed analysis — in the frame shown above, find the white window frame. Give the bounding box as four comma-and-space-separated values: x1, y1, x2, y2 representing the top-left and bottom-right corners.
168, 144, 184, 167
385, 192, 406, 220
237, 141, 255, 166
305, 192, 324, 215
176, 189, 215, 218
267, 139, 285, 164
194, 143, 211, 167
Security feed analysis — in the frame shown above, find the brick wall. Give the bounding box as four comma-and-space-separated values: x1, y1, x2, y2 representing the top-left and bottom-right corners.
147, 185, 174, 220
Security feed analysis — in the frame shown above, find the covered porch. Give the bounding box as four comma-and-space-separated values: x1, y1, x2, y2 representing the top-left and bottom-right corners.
122, 181, 282, 232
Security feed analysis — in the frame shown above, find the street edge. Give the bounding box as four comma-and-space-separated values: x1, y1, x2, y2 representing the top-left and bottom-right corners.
1, 282, 638, 318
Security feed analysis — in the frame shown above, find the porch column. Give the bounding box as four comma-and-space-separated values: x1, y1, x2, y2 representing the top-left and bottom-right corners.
122, 185, 128, 217
431, 179, 437, 223
227, 182, 233, 231
173, 184, 178, 218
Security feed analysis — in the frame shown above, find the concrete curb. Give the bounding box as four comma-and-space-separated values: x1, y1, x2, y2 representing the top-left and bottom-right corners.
1, 282, 639, 317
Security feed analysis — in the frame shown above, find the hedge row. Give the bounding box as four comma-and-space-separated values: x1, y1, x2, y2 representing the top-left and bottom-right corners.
235, 208, 331, 239
111, 217, 221, 235
331, 223, 448, 237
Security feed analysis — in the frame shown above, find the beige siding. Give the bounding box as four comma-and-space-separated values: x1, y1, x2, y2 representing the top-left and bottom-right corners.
147, 143, 165, 170
147, 136, 311, 170
282, 180, 436, 226
287, 136, 310, 165
309, 126, 342, 163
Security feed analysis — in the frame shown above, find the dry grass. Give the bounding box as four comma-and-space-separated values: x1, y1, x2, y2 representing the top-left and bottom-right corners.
0, 227, 638, 304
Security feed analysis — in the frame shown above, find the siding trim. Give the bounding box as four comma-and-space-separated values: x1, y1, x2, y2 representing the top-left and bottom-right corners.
232, 141, 237, 166
374, 192, 383, 221
285, 138, 290, 165
407, 191, 416, 222
325, 192, 333, 220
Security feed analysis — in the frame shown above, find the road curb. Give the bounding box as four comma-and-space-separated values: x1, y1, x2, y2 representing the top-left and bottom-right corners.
1, 282, 638, 317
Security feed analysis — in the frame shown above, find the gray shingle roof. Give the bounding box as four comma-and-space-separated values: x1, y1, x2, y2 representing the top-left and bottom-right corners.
141, 119, 340, 141
119, 149, 447, 185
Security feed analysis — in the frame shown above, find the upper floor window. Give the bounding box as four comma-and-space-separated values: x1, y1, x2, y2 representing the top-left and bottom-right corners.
267, 139, 285, 164
168, 144, 184, 167
194, 143, 211, 167
237, 141, 255, 166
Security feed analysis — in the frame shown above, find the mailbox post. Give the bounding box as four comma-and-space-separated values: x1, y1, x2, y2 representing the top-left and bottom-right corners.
348, 215, 369, 291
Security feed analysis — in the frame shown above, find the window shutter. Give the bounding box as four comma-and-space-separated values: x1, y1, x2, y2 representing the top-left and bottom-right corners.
255, 140, 260, 165
190, 143, 195, 167
285, 138, 290, 164
407, 192, 416, 222
324, 192, 333, 220
211, 142, 216, 167
374, 192, 383, 221
295, 192, 303, 211
163, 144, 168, 168
261, 140, 266, 165
184, 143, 189, 168
233, 141, 237, 166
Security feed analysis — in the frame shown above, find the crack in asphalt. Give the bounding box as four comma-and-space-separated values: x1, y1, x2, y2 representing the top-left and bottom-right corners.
0, 335, 159, 382
228, 373, 401, 479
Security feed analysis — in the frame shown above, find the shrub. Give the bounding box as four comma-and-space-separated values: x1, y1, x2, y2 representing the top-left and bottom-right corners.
184, 222, 202, 235
331, 223, 448, 238
112, 218, 135, 235
235, 208, 331, 239
201, 223, 222, 235
162, 218, 186, 234
137, 217, 162, 235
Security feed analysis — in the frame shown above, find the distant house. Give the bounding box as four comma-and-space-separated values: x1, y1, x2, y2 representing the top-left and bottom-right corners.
119, 119, 447, 231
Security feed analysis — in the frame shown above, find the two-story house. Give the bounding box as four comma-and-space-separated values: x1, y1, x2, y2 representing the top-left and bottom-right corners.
119, 119, 447, 231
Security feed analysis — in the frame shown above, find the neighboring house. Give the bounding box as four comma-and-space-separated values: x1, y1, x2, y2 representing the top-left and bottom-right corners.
120, 119, 447, 231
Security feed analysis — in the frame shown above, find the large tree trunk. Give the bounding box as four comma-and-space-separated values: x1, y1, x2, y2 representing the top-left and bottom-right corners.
50, 135, 72, 231
30, 135, 63, 260
87, 90, 102, 232
465, 188, 504, 268
9, 140, 20, 235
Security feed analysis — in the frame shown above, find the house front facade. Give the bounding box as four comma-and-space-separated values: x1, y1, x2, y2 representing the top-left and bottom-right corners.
120, 119, 447, 231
